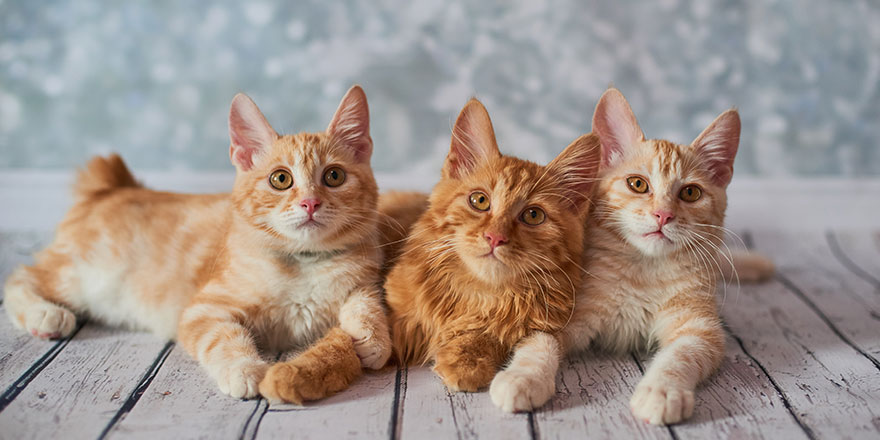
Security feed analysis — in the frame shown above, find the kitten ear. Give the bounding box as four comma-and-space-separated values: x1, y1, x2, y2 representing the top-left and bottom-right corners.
443, 98, 501, 179
547, 133, 602, 211
592, 88, 644, 167
691, 109, 740, 186
228, 93, 279, 171
327, 85, 372, 162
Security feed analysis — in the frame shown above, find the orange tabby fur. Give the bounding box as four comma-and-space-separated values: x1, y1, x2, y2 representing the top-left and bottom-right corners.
490, 88, 753, 423
384, 98, 601, 392
4, 86, 390, 402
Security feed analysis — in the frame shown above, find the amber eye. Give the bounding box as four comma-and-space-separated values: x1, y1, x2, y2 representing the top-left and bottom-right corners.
468, 191, 490, 211
520, 207, 546, 225
269, 169, 293, 190
679, 185, 702, 202
626, 176, 649, 194
323, 167, 346, 187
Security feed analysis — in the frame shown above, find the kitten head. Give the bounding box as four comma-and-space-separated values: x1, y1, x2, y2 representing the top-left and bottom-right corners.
591, 88, 740, 257
228, 85, 378, 252
427, 98, 601, 285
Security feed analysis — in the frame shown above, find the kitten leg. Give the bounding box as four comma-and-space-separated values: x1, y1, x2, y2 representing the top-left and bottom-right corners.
4, 265, 77, 339
338, 286, 392, 369
630, 307, 724, 425
178, 301, 268, 399
489, 332, 560, 412
259, 327, 362, 404
433, 329, 507, 392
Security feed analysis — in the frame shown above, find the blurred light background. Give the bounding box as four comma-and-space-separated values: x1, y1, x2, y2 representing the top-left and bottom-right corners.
1, 0, 878, 178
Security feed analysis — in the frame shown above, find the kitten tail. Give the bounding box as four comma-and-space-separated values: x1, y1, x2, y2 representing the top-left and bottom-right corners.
73, 154, 141, 202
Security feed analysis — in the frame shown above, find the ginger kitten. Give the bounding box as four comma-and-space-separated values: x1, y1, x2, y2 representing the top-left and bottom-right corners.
4, 85, 391, 401
384, 98, 601, 392
491, 88, 751, 424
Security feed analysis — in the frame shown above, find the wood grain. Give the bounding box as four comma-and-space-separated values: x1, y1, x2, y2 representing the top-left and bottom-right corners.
0, 305, 65, 396
718, 231, 880, 438
533, 351, 669, 440
0, 325, 169, 439
670, 334, 810, 440
255, 367, 398, 439
398, 366, 531, 439
105, 345, 263, 440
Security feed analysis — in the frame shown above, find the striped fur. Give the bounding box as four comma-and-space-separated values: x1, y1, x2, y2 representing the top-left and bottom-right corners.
3, 86, 391, 401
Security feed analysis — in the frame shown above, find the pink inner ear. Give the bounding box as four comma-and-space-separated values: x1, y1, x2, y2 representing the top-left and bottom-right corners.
444, 99, 500, 179
592, 89, 643, 167
692, 110, 740, 186
327, 86, 373, 162
228, 93, 278, 171
547, 133, 602, 211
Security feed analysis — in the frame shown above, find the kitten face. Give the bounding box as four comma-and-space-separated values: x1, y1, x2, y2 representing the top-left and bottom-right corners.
428, 98, 600, 286
591, 88, 740, 257
431, 158, 583, 284
228, 86, 378, 252
598, 140, 727, 256
234, 133, 378, 250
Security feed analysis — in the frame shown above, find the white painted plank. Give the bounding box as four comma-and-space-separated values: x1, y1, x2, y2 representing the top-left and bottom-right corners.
398, 366, 531, 440
0, 325, 169, 439
670, 335, 809, 440
534, 352, 669, 440
255, 367, 398, 439
106, 345, 261, 440
751, 231, 880, 361
718, 231, 880, 439
829, 230, 880, 285
0, 305, 65, 394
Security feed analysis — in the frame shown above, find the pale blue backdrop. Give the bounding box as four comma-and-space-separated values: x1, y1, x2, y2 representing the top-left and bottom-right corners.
1, 0, 878, 176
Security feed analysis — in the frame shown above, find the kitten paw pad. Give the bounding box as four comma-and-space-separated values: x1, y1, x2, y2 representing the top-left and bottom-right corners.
490, 369, 556, 412
215, 361, 269, 399
630, 381, 695, 425
25, 306, 76, 340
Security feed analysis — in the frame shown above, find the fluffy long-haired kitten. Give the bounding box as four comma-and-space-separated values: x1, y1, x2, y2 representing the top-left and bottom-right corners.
4, 85, 391, 401
384, 98, 601, 392
490, 88, 772, 424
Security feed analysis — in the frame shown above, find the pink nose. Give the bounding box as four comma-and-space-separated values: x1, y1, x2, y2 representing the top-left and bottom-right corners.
653, 210, 674, 227
484, 231, 508, 250
300, 198, 321, 216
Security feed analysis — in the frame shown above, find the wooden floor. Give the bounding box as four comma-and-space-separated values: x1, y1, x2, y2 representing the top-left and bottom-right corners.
1, 229, 879, 440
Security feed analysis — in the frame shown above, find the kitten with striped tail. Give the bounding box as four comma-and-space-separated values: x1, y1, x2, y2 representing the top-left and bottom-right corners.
4, 85, 391, 402
489, 88, 772, 424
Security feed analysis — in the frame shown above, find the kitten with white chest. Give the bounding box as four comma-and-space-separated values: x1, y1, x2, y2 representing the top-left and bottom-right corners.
4, 85, 391, 401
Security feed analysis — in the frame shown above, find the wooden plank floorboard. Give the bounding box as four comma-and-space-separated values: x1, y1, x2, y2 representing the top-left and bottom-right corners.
751, 231, 880, 364
533, 352, 669, 440
828, 230, 880, 288
105, 345, 262, 440
397, 366, 531, 440
255, 368, 398, 439
669, 334, 809, 440
0, 306, 68, 396
714, 231, 880, 438
0, 325, 169, 440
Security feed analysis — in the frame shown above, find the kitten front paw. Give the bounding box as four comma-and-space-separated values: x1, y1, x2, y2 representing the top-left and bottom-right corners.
489, 368, 556, 412
433, 357, 496, 392
214, 360, 269, 399
25, 305, 76, 340
341, 322, 392, 370
630, 378, 695, 425
259, 328, 362, 405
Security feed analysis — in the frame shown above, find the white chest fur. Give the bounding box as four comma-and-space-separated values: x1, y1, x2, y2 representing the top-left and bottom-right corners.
253, 251, 372, 352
